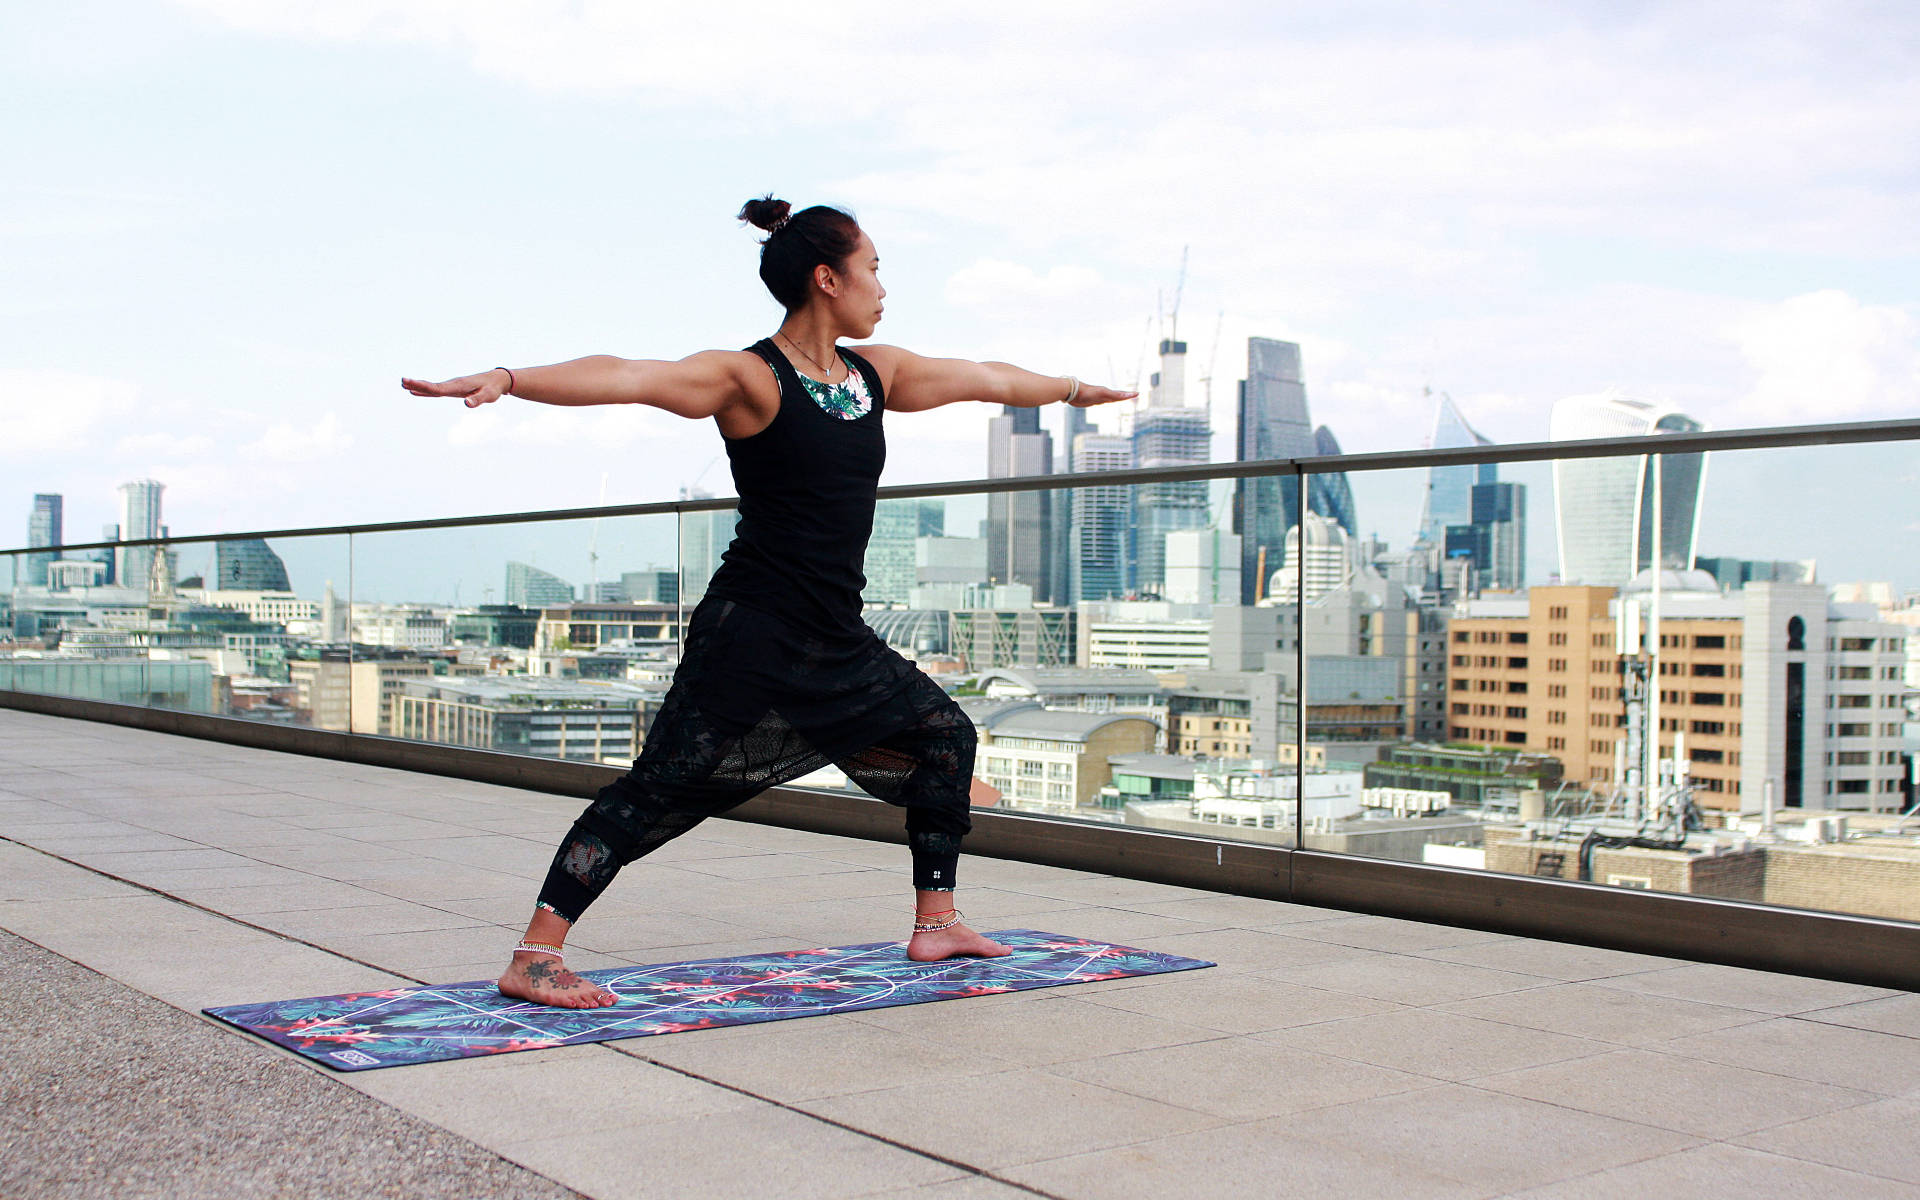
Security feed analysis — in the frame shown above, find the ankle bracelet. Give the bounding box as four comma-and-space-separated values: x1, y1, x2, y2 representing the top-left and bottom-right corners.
514, 941, 566, 961
912, 909, 962, 934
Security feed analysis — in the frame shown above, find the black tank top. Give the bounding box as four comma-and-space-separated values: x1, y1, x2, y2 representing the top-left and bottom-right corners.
703, 338, 887, 639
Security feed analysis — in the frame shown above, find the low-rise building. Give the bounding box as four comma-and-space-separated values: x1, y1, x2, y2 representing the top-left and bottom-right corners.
535, 603, 683, 655
948, 606, 1076, 670
392, 676, 662, 764
1447, 582, 1908, 811
973, 707, 1158, 815
1365, 742, 1563, 807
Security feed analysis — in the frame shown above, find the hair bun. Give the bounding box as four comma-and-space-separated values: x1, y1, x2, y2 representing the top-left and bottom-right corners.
738, 196, 792, 232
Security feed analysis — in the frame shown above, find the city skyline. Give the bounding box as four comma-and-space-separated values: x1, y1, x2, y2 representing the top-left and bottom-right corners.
14, 396, 1920, 603
3, 4, 1915, 550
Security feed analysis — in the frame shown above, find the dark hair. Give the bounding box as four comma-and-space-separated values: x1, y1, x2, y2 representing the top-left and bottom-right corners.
738, 195, 863, 311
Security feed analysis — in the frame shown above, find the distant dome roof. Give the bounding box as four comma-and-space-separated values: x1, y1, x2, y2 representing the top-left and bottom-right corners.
1622, 567, 1721, 594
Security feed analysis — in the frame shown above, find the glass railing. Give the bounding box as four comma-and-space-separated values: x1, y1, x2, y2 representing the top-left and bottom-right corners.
5, 417, 1917, 930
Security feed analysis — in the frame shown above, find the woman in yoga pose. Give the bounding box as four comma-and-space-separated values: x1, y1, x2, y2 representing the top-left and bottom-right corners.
403, 197, 1133, 1008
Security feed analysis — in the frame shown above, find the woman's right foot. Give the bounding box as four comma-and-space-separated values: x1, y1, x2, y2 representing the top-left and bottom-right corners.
496, 951, 619, 1008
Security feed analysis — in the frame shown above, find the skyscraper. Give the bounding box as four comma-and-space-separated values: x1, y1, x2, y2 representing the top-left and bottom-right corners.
1049, 404, 1096, 603
862, 498, 924, 605
1270, 511, 1356, 604
505, 561, 575, 607
1067, 433, 1133, 603
213, 538, 291, 591
26, 494, 62, 587
1307, 426, 1357, 535
986, 406, 1053, 598
1550, 393, 1708, 587
1443, 481, 1527, 593
1130, 339, 1211, 597
117, 479, 165, 590
1233, 337, 1316, 603
1418, 392, 1495, 547
677, 488, 741, 604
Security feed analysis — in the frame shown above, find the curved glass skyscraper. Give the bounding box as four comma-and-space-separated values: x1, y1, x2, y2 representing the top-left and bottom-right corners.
1234, 337, 1316, 602
1550, 393, 1708, 586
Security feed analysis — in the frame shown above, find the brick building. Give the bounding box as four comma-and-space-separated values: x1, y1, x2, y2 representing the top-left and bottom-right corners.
1446, 583, 1907, 811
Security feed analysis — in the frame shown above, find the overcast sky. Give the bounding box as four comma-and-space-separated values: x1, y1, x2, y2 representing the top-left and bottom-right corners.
3, 1, 1917, 586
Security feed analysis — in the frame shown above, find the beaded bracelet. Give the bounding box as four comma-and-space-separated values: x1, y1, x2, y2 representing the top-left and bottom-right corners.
912, 909, 962, 934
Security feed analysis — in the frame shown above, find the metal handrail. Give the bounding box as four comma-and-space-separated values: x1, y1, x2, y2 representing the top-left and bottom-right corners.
5, 415, 1917, 556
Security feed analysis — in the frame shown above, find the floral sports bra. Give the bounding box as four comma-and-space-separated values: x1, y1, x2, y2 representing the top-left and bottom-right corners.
796, 367, 875, 420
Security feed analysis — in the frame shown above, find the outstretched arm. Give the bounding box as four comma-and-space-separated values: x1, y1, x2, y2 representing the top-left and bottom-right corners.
857, 345, 1135, 413
401, 351, 759, 419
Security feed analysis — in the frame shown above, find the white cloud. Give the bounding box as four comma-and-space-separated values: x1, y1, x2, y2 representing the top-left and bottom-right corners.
242, 412, 355, 462
1726, 290, 1920, 427
944, 262, 1105, 313
112, 432, 216, 459
0, 369, 140, 458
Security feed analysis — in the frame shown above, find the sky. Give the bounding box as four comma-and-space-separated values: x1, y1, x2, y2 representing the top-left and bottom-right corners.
3, 0, 1918, 595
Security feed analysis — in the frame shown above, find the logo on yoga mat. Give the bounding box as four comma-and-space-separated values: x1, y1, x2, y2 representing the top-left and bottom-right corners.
329, 1049, 381, 1067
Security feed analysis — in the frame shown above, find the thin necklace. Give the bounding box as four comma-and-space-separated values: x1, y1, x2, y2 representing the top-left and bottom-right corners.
778, 331, 840, 379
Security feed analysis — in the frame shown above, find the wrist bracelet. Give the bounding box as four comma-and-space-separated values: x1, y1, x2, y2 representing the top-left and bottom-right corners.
1062, 376, 1080, 405
496, 366, 517, 395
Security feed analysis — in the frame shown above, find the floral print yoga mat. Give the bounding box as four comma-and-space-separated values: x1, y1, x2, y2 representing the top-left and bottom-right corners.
204, 930, 1214, 1071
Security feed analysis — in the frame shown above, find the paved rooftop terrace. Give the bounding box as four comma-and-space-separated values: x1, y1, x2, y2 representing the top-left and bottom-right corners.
5, 707, 1920, 1199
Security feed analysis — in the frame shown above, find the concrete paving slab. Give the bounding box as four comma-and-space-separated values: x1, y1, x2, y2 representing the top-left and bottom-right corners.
1260, 1007, 1615, 1082
1049, 1034, 1437, 1119
1278, 950, 1550, 1005
1413, 935, 1687, 982
1734, 1097, 1920, 1185
1475, 1047, 1882, 1139
344, 1044, 763, 1143
1277, 914, 1513, 954
0, 930, 582, 1200
637, 1014, 1024, 1102
1655, 1017, 1920, 1095
1238, 1083, 1700, 1195
1442, 980, 1770, 1046
1128, 926, 1384, 974
810, 1067, 1229, 1170
1006, 1114, 1483, 1200
1071, 968, 1408, 1034
1593, 961, 1902, 1015
499, 1104, 968, 1200
849, 993, 1216, 1066
1501, 1141, 1920, 1200
1800, 991, 1920, 1038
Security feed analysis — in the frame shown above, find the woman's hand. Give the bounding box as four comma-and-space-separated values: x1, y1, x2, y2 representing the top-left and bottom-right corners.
1068, 382, 1134, 408
401, 369, 512, 409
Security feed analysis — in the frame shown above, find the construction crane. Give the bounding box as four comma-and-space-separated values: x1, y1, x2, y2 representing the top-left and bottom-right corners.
1197, 308, 1225, 415
586, 471, 608, 599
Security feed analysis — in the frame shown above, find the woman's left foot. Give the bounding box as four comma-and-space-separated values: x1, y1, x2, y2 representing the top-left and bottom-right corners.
907, 923, 1011, 962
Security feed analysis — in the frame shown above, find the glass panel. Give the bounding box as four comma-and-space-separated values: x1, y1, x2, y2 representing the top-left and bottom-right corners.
1332, 440, 1920, 925
138, 533, 355, 721
836, 470, 1327, 847
350, 513, 679, 763
1, 531, 353, 717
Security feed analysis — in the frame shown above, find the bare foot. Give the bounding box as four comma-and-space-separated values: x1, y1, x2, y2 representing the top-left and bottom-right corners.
907, 923, 1012, 963
496, 951, 618, 1008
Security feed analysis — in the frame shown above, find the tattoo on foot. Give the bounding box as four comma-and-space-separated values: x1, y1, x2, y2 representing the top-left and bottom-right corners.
522, 959, 576, 991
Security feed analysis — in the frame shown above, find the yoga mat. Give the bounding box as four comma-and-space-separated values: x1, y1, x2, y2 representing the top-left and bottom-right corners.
204, 930, 1214, 1071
